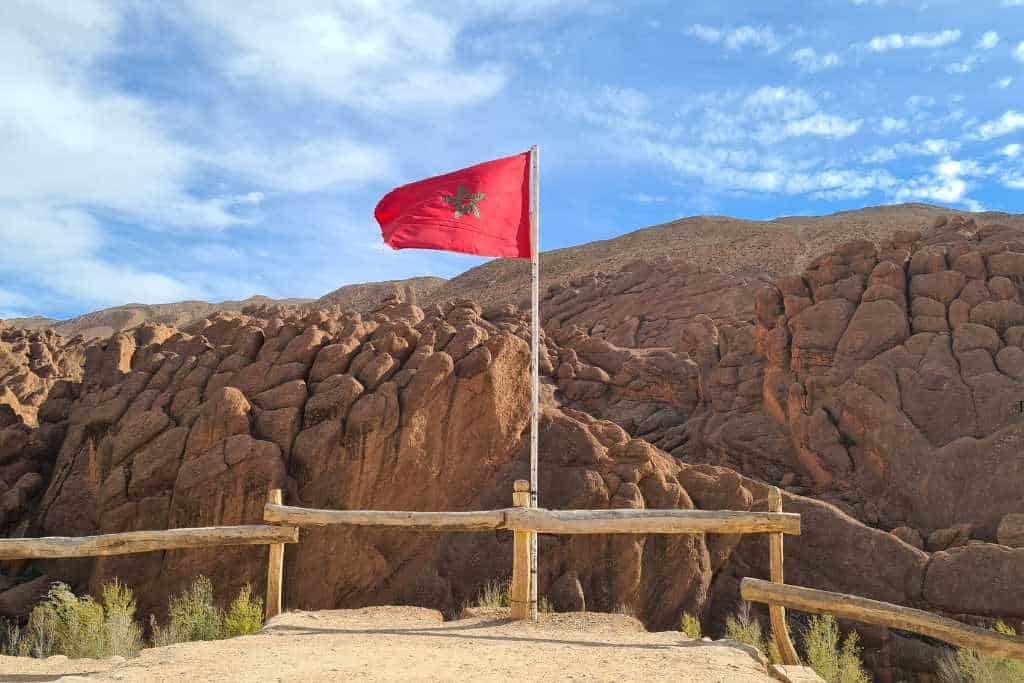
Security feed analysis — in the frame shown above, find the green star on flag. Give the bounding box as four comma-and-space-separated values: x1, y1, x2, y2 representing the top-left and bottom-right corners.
442, 185, 486, 218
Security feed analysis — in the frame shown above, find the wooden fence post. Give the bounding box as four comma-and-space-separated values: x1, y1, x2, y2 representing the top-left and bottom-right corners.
510, 480, 531, 620
768, 486, 800, 665
266, 488, 284, 620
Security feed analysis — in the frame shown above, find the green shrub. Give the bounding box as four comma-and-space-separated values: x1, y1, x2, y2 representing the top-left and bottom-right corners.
538, 596, 553, 613
681, 612, 702, 639
802, 614, 870, 683
724, 603, 772, 658
222, 585, 264, 638
99, 579, 144, 657
11, 580, 142, 659
3, 576, 263, 658
938, 621, 1024, 683
473, 580, 511, 609
152, 576, 223, 646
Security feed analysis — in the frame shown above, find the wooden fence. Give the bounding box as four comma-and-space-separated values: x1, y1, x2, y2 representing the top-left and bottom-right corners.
3, 482, 1022, 665
0, 521, 298, 622
261, 480, 804, 663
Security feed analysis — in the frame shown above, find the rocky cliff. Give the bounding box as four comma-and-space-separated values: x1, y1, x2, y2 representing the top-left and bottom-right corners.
1, 212, 1024, 682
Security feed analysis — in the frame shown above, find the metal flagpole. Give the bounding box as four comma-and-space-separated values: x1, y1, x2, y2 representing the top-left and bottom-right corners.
528, 144, 540, 621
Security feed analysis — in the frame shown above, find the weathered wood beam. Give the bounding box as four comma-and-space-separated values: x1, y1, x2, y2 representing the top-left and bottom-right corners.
264, 504, 801, 536
265, 489, 285, 620
502, 508, 801, 536
767, 487, 800, 665
741, 578, 1024, 662
0, 525, 299, 561
264, 504, 506, 531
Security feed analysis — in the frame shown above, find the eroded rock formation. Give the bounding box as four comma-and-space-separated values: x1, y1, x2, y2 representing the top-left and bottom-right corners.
1, 216, 1023, 682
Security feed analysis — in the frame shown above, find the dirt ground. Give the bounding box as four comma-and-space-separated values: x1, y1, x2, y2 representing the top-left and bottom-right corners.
0, 606, 781, 682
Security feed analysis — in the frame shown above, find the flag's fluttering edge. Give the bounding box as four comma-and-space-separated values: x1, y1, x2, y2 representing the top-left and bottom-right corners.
374, 151, 531, 259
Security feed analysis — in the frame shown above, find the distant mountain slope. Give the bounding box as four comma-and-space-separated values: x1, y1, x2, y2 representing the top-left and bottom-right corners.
315, 277, 446, 310
8, 296, 313, 340
423, 203, 1024, 309
6, 203, 1024, 338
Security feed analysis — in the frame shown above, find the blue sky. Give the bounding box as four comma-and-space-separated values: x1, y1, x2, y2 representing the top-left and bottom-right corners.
2, 0, 1024, 320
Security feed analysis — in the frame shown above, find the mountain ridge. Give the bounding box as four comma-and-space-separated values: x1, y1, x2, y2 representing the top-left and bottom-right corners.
8, 203, 1024, 339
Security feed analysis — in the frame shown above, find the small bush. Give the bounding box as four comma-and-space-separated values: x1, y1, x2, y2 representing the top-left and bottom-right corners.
3, 576, 263, 658
724, 603, 771, 657
681, 612, 702, 639
538, 596, 553, 613
222, 585, 264, 638
473, 580, 511, 609
802, 614, 870, 683
99, 579, 144, 657
938, 621, 1024, 683
161, 576, 221, 644
10, 580, 143, 659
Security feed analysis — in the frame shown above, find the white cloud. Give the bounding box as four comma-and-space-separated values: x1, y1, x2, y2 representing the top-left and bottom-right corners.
688, 24, 722, 43
687, 24, 782, 53
211, 139, 394, 193
977, 31, 1000, 49
784, 113, 862, 139
182, 2, 506, 111
946, 55, 977, 74
860, 139, 959, 163
602, 87, 652, 117
894, 157, 986, 209
1004, 0, 1024, 5
0, 205, 202, 308
625, 193, 667, 203
791, 47, 841, 72
0, 2, 247, 229
867, 30, 961, 51
879, 117, 909, 133
1002, 144, 1022, 157
976, 111, 1024, 139
995, 76, 1014, 89
644, 141, 896, 199
906, 95, 937, 110
1015, 41, 1024, 62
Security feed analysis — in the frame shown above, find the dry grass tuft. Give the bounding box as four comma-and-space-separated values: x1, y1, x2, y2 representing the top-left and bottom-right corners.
938, 621, 1024, 683
801, 614, 870, 683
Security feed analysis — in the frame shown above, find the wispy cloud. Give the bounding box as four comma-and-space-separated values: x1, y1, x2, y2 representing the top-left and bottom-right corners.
1015, 41, 1024, 62
976, 111, 1024, 140
977, 31, 1000, 49
995, 76, 1014, 89
867, 30, 961, 51
946, 55, 978, 74
179, 2, 507, 111
210, 139, 394, 193
791, 47, 841, 72
625, 193, 668, 203
687, 24, 783, 53
894, 157, 986, 210
1002, 144, 1022, 158
878, 117, 908, 134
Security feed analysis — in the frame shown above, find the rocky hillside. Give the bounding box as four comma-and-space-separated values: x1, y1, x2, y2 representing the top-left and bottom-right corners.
2, 209, 1024, 682
14, 203, 1024, 340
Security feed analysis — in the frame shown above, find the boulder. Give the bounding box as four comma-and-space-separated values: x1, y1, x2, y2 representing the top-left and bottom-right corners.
997, 514, 1024, 548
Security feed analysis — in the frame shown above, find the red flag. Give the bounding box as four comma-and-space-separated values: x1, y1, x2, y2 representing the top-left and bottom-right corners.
375, 151, 532, 259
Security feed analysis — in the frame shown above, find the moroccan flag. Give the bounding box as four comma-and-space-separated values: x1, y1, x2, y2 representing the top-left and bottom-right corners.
375, 151, 532, 259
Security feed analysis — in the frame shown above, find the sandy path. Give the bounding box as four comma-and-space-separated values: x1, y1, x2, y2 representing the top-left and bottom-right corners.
1, 607, 775, 682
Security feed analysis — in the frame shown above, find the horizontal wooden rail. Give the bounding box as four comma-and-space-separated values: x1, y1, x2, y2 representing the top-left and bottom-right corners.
741, 578, 1024, 661
264, 504, 801, 536
0, 525, 299, 561
504, 508, 800, 535
264, 505, 506, 530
